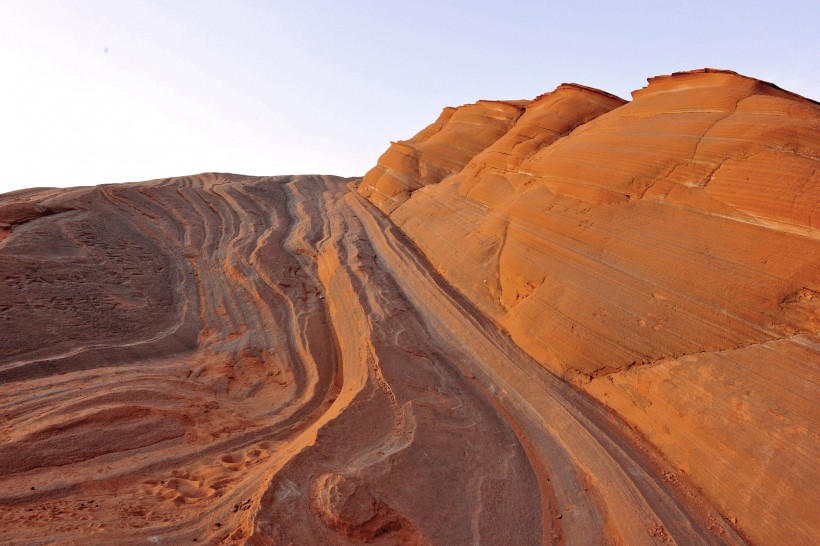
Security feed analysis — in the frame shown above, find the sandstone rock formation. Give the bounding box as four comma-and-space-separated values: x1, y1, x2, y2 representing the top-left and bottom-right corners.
359, 69, 820, 546
0, 69, 817, 545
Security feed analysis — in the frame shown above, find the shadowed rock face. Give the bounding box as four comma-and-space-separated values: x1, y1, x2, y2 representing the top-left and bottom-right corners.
0, 175, 543, 545
0, 69, 816, 546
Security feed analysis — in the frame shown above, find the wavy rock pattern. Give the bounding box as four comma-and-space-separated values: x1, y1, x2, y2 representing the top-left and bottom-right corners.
360, 69, 820, 545
0, 69, 817, 546
1, 172, 743, 545
1, 175, 546, 544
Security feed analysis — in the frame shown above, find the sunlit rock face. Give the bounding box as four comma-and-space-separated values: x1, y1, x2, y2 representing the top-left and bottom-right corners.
0, 69, 817, 546
357, 99, 530, 214
361, 69, 820, 546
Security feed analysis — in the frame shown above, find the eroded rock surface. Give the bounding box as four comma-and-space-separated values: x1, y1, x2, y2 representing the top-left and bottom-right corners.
360, 69, 820, 546
0, 175, 546, 545
1, 69, 817, 546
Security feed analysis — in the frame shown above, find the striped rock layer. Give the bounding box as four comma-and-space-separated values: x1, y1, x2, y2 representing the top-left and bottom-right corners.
359, 69, 820, 546
0, 69, 817, 545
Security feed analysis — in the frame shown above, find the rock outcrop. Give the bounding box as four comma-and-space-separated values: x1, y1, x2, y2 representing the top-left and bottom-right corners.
358, 99, 530, 213
0, 175, 546, 545
360, 69, 820, 546
0, 69, 817, 545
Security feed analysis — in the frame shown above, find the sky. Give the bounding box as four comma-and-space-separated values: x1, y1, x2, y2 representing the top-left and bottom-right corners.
1, 0, 818, 193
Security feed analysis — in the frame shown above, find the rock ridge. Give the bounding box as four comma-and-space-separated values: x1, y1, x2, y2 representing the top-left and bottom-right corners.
359, 68, 820, 546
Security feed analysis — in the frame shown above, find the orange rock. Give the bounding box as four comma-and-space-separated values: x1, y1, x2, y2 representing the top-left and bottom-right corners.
363, 69, 820, 546
2, 68, 817, 546
0, 174, 543, 545
358, 99, 529, 213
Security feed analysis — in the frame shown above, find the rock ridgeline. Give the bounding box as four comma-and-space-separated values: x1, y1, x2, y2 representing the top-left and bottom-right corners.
358, 68, 820, 546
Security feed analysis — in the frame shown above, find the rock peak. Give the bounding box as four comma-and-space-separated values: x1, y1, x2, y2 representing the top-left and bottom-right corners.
634, 68, 820, 106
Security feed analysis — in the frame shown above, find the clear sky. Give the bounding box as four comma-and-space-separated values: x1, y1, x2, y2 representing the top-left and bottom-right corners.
1, 0, 818, 193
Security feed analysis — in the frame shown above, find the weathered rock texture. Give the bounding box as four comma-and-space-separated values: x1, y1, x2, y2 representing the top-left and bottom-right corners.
0, 69, 817, 546
359, 69, 820, 546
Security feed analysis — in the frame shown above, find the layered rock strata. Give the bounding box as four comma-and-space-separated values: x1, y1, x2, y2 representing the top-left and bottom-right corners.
0, 175, 548, 544
359, 69, 820, 546
0, 68, 817, 546
1, 173, 742, 545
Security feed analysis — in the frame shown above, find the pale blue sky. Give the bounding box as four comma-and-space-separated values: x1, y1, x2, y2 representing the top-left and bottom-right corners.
1, 1, 818, 193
